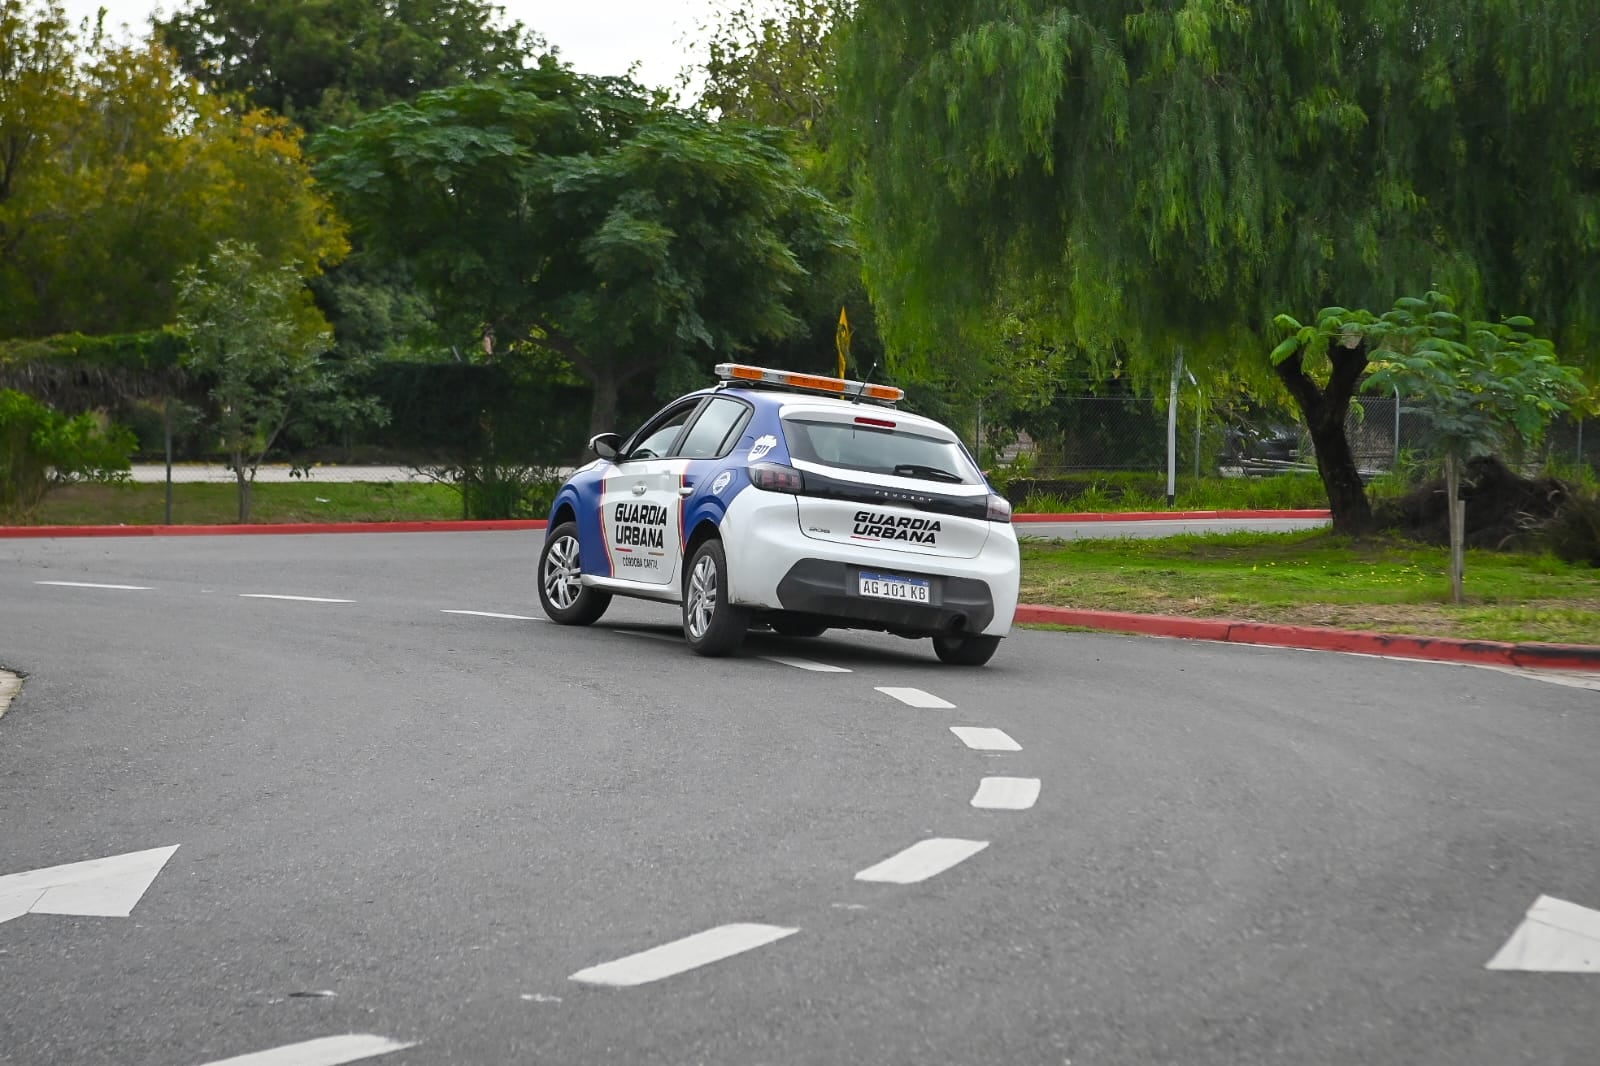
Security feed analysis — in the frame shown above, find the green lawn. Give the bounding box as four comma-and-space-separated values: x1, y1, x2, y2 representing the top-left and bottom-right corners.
26, 481, 465, 525
1020, 529, 1600, 645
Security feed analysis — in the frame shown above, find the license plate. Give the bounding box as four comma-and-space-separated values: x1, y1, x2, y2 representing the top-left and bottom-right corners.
858, 571, 931, 603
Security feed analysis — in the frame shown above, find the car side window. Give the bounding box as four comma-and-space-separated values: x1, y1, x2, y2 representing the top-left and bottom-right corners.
674, 397, 752, 460
623, 401, 701, 461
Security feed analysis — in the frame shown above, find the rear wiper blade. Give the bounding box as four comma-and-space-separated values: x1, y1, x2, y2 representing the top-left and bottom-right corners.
893, 463, 964, 483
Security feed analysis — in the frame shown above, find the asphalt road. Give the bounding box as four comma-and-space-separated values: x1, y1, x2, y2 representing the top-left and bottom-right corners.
1, 531, 1595, 1066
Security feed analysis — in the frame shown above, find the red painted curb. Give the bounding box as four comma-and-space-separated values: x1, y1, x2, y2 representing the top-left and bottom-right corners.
0, 519, 546, 538
1011, 509, 1331, 523
1013, 605, 1600, 671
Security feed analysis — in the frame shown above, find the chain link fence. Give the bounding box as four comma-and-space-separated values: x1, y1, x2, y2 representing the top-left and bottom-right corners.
995, 392, 1596, 479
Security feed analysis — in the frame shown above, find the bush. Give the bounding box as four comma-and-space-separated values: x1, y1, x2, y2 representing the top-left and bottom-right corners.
1545, 490, 1600, 567
0, 390, 136, 519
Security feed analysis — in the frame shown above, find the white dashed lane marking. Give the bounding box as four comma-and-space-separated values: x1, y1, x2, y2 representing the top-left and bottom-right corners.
761, 656, 851, 673
239, 594, 355, 604
191, 1033, 414, 1066
875, 686, 955, 709
441, 610, 541, 621
855, 838, 989, 884
569, 923, 799, 987
35, 581, 152, 590
971, 777, 1041, 810
949, 726, 1021, 752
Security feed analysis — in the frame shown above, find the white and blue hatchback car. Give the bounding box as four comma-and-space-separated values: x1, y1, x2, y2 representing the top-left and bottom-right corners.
537, 364, 1021, 665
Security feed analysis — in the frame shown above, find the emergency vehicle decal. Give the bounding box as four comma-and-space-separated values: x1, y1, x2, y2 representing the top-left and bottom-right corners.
748, 434, 778, 461
711, 471, 733, 495
851, 510, 942, 544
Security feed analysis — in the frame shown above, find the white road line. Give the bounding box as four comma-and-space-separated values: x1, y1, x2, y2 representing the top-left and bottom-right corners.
949, 726, 1021, 752
35, 581, 152, 590
569, 923, 798, 987
239, 594, 355, 604
761, 656, 851, 673
971, 777, 1041, 810
441, 610, 540, 621
855, 838, 989, 884
1486, 895, 1600, 972
874, 686, 955, 709
192, 1034, 414, 1066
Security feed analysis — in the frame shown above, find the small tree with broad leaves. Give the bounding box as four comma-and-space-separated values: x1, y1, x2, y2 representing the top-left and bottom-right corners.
1274, 292, 1587, 602
177, 240, 385, 521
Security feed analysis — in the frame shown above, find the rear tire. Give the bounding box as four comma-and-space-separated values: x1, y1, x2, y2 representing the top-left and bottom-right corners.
770, 617, 829, 639
932, 632, 1001, 666
682, 539, 750, 656
538, 521, 611, 625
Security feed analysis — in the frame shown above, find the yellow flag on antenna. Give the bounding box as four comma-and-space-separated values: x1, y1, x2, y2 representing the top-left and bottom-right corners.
835, 306, 852, 377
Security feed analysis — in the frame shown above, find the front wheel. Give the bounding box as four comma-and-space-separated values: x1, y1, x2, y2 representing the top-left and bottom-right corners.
538, 521, 611, 625
682, 539, 750, 656
932, 632, 1001, 666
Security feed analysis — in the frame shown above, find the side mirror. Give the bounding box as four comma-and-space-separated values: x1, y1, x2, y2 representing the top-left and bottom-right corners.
589, 432, 622, 460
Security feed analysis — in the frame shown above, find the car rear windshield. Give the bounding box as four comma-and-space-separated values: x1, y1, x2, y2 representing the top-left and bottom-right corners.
781, 417, 984, 485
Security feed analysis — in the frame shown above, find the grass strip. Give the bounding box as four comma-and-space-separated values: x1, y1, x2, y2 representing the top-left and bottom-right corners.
1020, 529, 1600, 645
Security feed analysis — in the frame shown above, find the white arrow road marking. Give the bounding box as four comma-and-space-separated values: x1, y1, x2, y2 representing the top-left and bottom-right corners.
240, 595, 355, 604
0, 845, 178, 923
949, 726, 1021, 752
441, 610, 540, 621
971, 777, 1041, 810
190, 1033, 414, 1066
874, 686, 955, 709
36, 581, 152, 590
1486, 895, 1600, 972
0, 671, 20, 721
570, 923, 798, 987
761, 656, 851, 673
855, 838, 989, 884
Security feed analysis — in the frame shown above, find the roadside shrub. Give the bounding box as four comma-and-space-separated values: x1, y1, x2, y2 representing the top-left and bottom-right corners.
0, 389, 136, 519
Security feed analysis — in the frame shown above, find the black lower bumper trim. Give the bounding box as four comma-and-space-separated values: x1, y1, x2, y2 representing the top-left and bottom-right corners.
774, 559, 995, 636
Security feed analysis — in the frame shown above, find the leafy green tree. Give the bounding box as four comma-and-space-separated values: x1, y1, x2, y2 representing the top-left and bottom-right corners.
1278, 292, 1586, 601
0, 387, 135, 519
176, 240, 382, 521
0, 0, 346, 338
316, 65, 850, 436
837, 0, 1600, 532
156, 0, 538, 135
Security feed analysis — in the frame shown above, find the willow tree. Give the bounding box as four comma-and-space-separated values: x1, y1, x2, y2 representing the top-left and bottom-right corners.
838, 0, 1600, 531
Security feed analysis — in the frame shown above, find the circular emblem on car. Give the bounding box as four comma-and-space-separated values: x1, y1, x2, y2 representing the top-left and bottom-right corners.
711, 471, 734, 494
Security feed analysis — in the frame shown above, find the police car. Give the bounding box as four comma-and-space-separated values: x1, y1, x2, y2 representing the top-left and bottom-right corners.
537, 364, 1021, 665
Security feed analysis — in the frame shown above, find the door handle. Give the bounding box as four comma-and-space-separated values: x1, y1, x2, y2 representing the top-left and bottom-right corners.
678, 484, 695, 497
631, 483, 647, 496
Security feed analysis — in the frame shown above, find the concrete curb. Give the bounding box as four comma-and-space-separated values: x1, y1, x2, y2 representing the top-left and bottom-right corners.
1013, 605, 1600, 671
0, 509, 1328, 539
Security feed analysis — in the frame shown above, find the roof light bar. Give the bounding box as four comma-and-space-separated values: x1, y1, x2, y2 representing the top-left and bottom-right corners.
713, 363, 904, 403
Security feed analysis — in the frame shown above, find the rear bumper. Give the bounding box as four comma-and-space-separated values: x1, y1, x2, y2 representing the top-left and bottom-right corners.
720, 491, 1019, 636
775, 559, 997, 635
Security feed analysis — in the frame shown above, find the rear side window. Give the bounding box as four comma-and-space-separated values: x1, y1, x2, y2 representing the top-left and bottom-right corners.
782, 417, 983, 485
676, 397, 751, 459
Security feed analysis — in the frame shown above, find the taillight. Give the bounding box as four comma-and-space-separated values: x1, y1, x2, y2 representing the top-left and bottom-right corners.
986, 494, 1013, 523
749, 462, 803, 493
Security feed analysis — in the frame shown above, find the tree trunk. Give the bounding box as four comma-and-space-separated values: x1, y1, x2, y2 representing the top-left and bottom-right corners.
234, 461, 251, 523
586, 364, 620, 441
1273, 343, 1374, 534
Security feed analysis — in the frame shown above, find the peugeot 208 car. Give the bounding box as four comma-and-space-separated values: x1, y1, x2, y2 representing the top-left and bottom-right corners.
537, 364, 1020, 665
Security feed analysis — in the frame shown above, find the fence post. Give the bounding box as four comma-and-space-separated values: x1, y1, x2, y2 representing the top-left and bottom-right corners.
1393, 387, 1401, 471
163, 396, 174, 525
1166, 352, 1184, 506
1193, 387, 1202, 481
